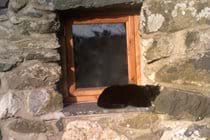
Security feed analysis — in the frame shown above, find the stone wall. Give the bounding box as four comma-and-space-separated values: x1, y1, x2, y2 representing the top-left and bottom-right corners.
141, 0, 210, 94
0, 0, 210, 119
0, 0, 63, 119
1, 0, 210, 139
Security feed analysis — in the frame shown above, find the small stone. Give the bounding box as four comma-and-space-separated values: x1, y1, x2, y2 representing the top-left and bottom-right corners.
56, 119, 64, 131
185, 124, 210, 138
9, 0, 28, 12
27, 88, 63, 116
9, 16, 22, 25
145, 37, 173, 63
0, 14, 8, 21
9, 119, 48, 133
23, 8, 43, 18
147, 14, 165, 32
0, 63, 15, 72
32, 0, 55, 11
0, 93, 21, 119
0, 25, 10, 39
28, 89, 51, 116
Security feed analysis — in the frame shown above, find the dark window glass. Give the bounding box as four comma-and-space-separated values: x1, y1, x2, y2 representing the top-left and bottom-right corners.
72, 23, 128, 88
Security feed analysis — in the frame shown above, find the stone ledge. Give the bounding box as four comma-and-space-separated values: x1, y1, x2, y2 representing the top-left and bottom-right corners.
54, 0, 143, 10
1, 112, 210, 140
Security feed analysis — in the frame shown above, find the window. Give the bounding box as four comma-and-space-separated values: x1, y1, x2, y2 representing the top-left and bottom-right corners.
65, 11, 141, 103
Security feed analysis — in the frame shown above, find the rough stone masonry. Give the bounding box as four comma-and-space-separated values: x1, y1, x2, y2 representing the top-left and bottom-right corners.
140, 0, 210, 118
0, 0, 62, 119
0, 0, 210, 139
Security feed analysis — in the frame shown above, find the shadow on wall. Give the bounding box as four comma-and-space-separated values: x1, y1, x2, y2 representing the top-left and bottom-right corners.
97, 84, 160, 109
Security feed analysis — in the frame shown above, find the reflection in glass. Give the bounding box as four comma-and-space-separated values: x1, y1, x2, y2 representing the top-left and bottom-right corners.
72, 23, 128, 88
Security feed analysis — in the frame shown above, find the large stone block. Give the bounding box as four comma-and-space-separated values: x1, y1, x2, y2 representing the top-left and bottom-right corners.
145, 36, 174, 63
12, 14, 59, 34
54, 0, 143, 10
62, 120, 128, 140
142, 0, 210, 33
156, 60, 210, 89
0, 49, 59, 72
0, 48, 60, 70
1, 118, 61, 140
2, 61, 61, 90
0, 89, 62, 118
13, 34, 60, 49
28, 15, 59, 34
185, 28, 210, 57
144, 26, 210, 90
0, 37, 60, 72
154, 87, 210, 120
154, 28, 210, 89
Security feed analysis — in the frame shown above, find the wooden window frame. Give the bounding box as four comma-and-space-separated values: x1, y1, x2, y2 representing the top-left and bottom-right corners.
64, 11, 141, 103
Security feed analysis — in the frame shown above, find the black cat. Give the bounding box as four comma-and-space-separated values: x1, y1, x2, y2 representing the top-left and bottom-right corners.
97, 84, 160, 108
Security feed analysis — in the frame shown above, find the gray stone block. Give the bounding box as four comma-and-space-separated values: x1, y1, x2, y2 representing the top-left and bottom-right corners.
142, 0, 210, 33
54, 0, 143, 10
0, 93, 21, 119
0, 63, 15, 72
154, 87, 210, 120
28, 88, 63, 116
0, 0, 8, 8
2, 61, 61, 90
9, 0, 28, 12
0, 8, 7, 16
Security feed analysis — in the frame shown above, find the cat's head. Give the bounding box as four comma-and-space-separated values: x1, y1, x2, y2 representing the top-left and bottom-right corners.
145, 85, 160, 101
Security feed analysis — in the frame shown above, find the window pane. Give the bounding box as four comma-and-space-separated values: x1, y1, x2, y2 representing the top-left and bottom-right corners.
72, 23, 128, 88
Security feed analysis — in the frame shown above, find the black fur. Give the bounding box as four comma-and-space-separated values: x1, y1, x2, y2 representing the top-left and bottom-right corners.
97, 84, 160, 108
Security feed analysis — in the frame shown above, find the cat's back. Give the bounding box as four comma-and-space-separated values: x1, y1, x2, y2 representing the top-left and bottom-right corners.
97, 85, 123, 108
